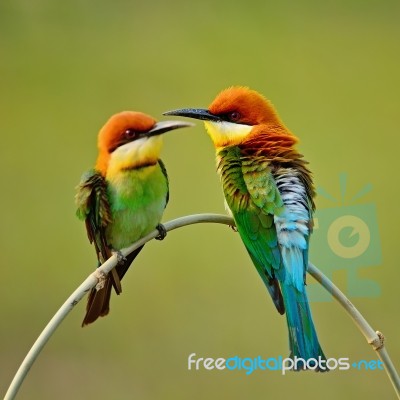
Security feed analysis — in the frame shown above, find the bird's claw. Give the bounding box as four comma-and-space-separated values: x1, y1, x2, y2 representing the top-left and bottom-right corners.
229, 225, 238, 232
155, 223, 167, 240
113, 250, 127, 264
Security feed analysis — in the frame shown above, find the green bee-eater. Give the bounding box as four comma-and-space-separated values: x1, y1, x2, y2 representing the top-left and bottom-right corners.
164, 87, 326, 370
76, 111, 192, 326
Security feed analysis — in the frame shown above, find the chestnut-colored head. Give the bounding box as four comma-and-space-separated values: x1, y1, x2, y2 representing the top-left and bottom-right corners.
97, 111, 156, 156
208, 87, 280, 126
95, 111, 193, 176
164, 86, 284, 148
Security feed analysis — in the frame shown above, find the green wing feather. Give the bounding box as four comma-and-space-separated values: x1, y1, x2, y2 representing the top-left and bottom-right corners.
240, 156, 284, 272
75, 169, 112, 264
76, 169, 125, 325
219, 147, 325, 363
218, 147, 285, 313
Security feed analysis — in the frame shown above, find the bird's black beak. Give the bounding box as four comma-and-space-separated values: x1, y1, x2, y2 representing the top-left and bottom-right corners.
163, 108, 222, 122
144, 120, 194, 137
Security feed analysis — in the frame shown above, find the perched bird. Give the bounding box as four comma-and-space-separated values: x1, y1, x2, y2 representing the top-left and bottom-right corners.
164, 87, 326, 369
76, 111, 192, 326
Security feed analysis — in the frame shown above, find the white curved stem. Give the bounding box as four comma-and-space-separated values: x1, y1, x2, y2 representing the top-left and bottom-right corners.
308, 262, 400, 397
4, 214, 399, 399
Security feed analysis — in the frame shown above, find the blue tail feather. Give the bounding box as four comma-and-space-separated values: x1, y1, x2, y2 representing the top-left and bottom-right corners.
281, 282, 327, 372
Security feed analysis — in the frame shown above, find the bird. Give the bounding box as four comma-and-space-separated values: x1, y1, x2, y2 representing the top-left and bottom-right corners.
164, 87, 326, 370
75, 111, 193, 326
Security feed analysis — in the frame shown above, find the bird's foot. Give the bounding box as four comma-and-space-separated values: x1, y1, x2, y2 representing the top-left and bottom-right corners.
113, 250, 127, 265
229, 225, 238, 232
155, 223, 167, 240
93, 270, 107, 291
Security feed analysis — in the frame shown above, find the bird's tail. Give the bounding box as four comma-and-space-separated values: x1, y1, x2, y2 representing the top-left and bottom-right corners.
82, 245, 144, 326
280, 282, 327, 371
82, 275, 113, 326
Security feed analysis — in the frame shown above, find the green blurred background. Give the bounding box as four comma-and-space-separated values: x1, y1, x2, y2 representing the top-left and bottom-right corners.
1, 1, 399, 399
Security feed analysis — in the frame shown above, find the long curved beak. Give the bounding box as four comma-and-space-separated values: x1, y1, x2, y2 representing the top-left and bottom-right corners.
145, 120, 194, 137
163, 108, 222, 122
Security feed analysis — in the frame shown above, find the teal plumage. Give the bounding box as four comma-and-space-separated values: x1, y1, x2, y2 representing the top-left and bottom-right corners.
218, 145, 325, 368
164, 86, 327, 370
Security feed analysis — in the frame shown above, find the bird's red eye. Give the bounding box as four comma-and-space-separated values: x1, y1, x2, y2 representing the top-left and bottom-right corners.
124, 129, 137, 139
229, 111, 241, 122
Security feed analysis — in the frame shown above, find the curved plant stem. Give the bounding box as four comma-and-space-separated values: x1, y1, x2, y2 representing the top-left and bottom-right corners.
308, 262, 400, 398
4, 214, 399, 399
3, 214, 231, 400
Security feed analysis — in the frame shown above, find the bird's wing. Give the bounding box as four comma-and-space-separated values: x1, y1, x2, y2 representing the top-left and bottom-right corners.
220, 148, 285, 313
236, 156, 284, 273
76, 169, 125, 326
75, 169, 112, 265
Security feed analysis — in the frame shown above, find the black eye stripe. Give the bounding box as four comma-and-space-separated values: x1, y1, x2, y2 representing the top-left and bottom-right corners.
219, 111, 242, 123
229, 111, 241, 121
108, 129, 143, 153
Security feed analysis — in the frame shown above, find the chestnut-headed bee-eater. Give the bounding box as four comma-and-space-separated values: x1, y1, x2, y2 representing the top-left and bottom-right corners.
76, 111, 192, 326
164, 87, 326, 369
